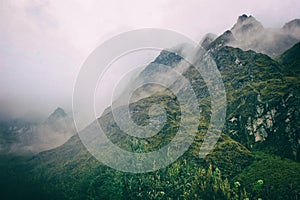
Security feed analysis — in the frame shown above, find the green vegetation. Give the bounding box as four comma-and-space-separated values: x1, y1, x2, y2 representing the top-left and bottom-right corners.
235, 152, 300, 200
0, 155, 49, 200
277, 41, 300, 74
210, 46, 300, 162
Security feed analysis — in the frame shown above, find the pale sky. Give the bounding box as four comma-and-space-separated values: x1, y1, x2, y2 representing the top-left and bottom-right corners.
0, 0, 300, 120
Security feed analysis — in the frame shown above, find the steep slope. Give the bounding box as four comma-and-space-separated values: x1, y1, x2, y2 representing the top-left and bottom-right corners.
210, 46, 300, 161
278, 41, 300, 73
23, 48, 258, 199
26, 42, 300, 199
149, 43, 300, 162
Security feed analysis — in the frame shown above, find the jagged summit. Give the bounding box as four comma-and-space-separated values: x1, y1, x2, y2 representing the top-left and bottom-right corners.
47, 107, 67, 122
237, 14, 252, 23
231, 14, 264, 37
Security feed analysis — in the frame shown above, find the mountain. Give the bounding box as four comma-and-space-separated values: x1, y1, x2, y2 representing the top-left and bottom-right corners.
47, 107, 68, 123
0, 107, 75, 155
203, 14, 300, 56
1, 15, 300, 200
26, 38, 300, 199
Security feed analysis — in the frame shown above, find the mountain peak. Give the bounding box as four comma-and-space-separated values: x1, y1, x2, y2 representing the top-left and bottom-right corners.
236, 14, 257, 23
200, 33, 217, 49
283, 19, 300, 30
237, 14, 251, 23
206, 30, 235, 50
231, 14, 263, 36
47, 107, 67, 122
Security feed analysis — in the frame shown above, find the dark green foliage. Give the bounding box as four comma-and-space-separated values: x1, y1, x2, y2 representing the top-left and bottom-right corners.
31, 156, 251, 200
234, 152, 300, 200
101, 94, 181, 153
26, 130, 253, 199
0, 155, 54, 200
202, 134, 253, 178
278, 41, 300, 74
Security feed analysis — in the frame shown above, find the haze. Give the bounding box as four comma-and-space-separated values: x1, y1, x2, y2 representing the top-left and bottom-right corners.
1, 0, 300, 121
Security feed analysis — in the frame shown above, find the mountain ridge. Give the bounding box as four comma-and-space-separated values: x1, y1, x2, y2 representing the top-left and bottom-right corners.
26, 39, 300, 199
202, 14, 300, 56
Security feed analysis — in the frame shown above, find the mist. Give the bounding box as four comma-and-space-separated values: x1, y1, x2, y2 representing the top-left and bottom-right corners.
1, 0, 300, 121
0, 108, 76, 154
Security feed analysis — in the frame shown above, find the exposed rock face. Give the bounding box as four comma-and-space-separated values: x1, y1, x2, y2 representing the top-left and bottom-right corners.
208, 46, 300, 161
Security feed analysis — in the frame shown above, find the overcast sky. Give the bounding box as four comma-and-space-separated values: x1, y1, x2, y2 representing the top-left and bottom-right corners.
1, 0, 300, 120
